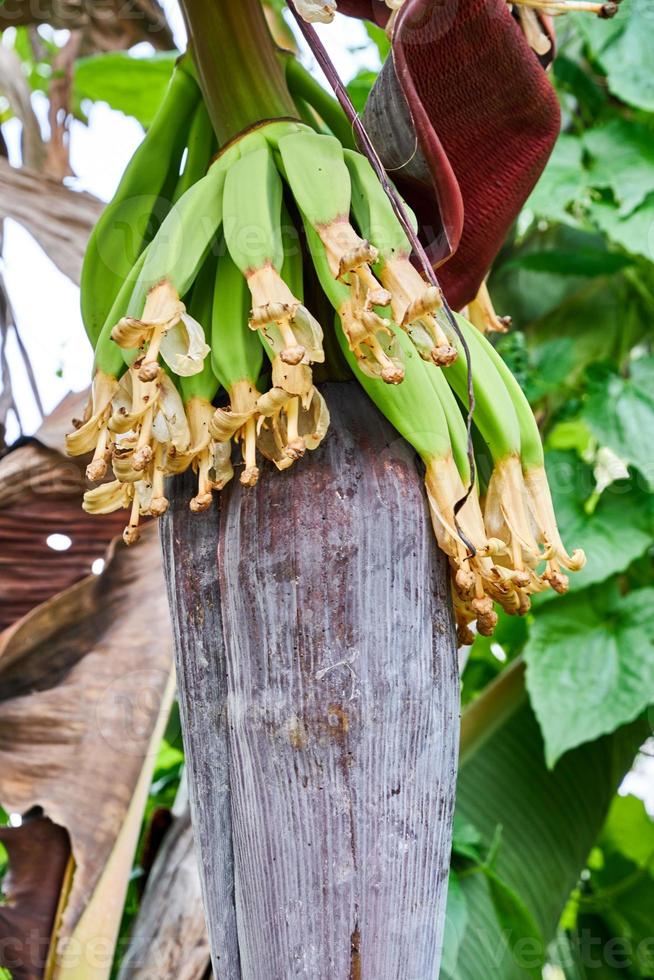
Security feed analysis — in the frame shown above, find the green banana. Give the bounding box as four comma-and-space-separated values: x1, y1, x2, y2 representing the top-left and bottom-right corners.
455, 314, 586, 582
426, 363, 472, 488
223, 142, 285, 275
180, 258, 221, 407
436, 330, 544, 579
173, 98, 217, 204
211, 245, 264, 394
444, 329, 521, 465
277, 129, 408, 382
81, 60, 201, 345
457, 315, 542, 470
109, 148, 237, 384
277, 129, 352, 229
210, 246, 265, 487
334, 315, 508, 636
302, 217, 403, 383
344, 148, 457, 366
171, 256, 231, 512
222, 140, 324, 381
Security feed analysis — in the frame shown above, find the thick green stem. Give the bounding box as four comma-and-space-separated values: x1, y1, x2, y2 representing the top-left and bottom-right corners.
180, 0, 297, 144
284, 54, 356, 150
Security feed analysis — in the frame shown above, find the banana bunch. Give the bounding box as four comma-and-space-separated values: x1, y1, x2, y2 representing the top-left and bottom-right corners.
71, 76, 584, 640
325, 148, 585, 641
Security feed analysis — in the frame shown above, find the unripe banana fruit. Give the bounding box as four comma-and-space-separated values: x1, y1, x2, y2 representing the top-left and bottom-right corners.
70, 96, 583, 641
81, 61, 201, 346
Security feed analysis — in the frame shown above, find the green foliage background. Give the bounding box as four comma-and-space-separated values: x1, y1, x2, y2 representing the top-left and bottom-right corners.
448, 2, 654, 974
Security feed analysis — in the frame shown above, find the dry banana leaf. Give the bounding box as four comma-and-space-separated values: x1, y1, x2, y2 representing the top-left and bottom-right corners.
0, 816, 71, 980
0, 159, 102, 284
0, 397, 126, 631
0, 524, 174, 978
0, 0, 174, 54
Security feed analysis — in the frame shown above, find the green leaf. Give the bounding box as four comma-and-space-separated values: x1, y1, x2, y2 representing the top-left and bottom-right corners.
546, 419, 593, 455
601, 794, 654, 871
525, 582, 654, 765
346, 69, 378, 114
452, 814, 484, 864
583, 359, 654, 489
526, 134, 586, 225
587, 194, 654, 263
544, 450, 654, 593
448, 663, 646, 978
364, 21, 390, 60
580, 854, 654, 976
491, 226, 612, 327
553, 54, 607, 120
502, 249, 633, 278
525, 337, 577, 401
584, 119, 654, 218
575, 0, 654, 112
483, 869, 545, 979
74, 52, 177, 127
528, 276, 649, 387
441, 873, 470, 978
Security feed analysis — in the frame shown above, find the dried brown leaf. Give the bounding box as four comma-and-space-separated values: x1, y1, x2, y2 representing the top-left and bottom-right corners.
0, 524, 173, 967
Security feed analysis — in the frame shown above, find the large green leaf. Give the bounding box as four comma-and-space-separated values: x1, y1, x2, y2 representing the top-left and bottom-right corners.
527, 276, 649, 383
560, 795, 654, 977
483, 869, 545, 980
526, 134, 586, 225
524, 582, 654, 766
74, 52, 177, 127
574, 0, 654, 113
501, 250, 633, 279
584, 120, 654, 218
601, 794, 654, 871
491, 226, 618, 329
445, 663, 647, 978
583, 360, 654, 489
587, 195, 654, 263
442, 873, 469, 978
544, 451, 654, 594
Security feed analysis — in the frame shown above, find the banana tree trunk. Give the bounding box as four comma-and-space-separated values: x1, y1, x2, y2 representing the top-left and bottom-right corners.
160, 381, 459, 979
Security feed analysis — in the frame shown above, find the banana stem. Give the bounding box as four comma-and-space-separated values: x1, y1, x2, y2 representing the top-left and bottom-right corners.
284, 54, 356, 150
179, 0, 297, 143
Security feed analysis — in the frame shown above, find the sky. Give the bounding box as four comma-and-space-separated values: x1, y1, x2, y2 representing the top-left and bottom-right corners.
2, 2, 381, 442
